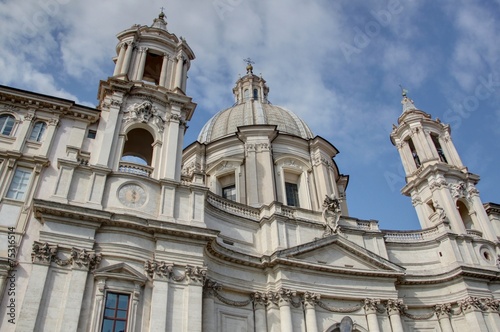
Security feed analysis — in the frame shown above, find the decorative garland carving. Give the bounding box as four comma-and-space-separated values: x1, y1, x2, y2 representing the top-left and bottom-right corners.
31, 241, 101, 271
123, 101, 165, 132
144, 260, 206, 284
316, 300, 362, 313
401, 309, 435, 320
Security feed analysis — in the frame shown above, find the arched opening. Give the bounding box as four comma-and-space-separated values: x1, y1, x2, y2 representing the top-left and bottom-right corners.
29, 121, 47, 142
119, 128, 154, 176
457, 200, 473, 229
143, 51, 162, 85
431, 133, 447, 163
405, 137, 420, 168
253, 88, 258, 99
0, 114, 16, 136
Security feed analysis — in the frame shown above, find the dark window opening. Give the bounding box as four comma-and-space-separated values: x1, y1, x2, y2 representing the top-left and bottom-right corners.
457, 200, 473, 229
143, 52, 162, 85
407, 138, 421, 168
102, 292, 129, 332
87, 130, 97, 139
431, 134, 447, 163
121, 128, 154, 166
222, 185, 236, 201
285, 182, 300, 207
253, 89, 258, 99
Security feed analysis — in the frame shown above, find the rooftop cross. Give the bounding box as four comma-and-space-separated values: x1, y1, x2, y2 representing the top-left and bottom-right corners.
244, 58, 255, 74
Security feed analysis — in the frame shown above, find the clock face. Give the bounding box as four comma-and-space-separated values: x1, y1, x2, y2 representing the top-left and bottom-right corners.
118, 183, 147, 208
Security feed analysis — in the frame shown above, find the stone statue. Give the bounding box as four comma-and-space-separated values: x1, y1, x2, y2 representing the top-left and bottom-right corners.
434, 200, 446, 222
322, 194, 342, 236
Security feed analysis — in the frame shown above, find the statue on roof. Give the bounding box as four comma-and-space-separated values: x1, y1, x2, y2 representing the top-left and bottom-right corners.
322, 193, 342, 236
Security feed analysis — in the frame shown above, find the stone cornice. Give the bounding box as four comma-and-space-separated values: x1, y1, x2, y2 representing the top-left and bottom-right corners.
0, 85, 99, 123
398, 265, 500, 285
33, 199, 218, 241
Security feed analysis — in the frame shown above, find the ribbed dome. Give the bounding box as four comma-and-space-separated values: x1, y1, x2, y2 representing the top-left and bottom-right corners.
198, 70, 314, 143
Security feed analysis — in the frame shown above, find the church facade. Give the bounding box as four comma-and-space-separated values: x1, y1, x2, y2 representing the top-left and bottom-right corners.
0, 12, 499, 332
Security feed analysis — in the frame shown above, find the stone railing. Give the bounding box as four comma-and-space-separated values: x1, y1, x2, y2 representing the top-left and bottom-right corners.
206, 192, 260, 221
118, 161, 153, 177
384, 225, 442, 243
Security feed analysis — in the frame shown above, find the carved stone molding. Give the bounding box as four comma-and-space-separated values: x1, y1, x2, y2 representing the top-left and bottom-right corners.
386, 299, 407, 315
31, 241, 101, 271
458, 296, 483, 313
303, 292, 321, 308
252, 292, 267, 307
31, 242, 58, 264
364, 298, 381, 314
144, 260, 206, 284
434, 303, 452, 318
124, 101, 165, 132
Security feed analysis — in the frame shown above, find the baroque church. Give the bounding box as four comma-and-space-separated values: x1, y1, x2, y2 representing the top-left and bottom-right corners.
1, 11, 500, 332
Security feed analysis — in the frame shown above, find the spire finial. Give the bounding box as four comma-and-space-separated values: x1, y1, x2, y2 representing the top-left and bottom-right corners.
244, 58, 255, 74
399, 85, 417, 112
159, 6, 166, 19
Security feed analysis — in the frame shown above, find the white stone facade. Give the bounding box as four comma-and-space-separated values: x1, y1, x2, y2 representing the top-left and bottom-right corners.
0, 12, 499, 332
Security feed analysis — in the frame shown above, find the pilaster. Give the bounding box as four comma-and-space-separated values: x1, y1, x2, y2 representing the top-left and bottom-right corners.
364, 298, 381, 332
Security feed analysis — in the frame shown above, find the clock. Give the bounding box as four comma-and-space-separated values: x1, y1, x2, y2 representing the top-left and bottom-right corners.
118, 183, 147, 208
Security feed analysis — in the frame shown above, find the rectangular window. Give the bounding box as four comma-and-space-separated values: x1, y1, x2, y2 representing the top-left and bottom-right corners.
6, 167, 32, 200
222, 185, 236, 201
285, 182, 300, 207
87, 130, 97, 139
102, 292, 130, 332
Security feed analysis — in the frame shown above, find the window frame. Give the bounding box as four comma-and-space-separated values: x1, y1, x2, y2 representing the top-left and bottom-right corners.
101, 292, 131, 332
285, 181, 300, 207
6, 166, 32, 201
28, 121, 47, 142
0, 114, 16, 136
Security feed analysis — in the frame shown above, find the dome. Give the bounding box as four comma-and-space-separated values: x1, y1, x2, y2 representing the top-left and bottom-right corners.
198, 69, 314, 143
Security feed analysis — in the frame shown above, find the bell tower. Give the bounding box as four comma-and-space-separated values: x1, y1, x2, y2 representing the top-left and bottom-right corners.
390, 92, 496, 241
94, 10, 196, 182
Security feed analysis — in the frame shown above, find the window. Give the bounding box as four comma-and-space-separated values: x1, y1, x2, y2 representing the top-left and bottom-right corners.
28, 121, 47, 141
244, 89, 250, 100
6, 167, 32, 200
102, 292, 130, 332
0, 114, 15, 136
87, 130, 97, 139
222, 185, 236, 201
406, 138, 421, 168
285, 182, 300, 207
253, 89, 258, 99
431, 134, 447, 163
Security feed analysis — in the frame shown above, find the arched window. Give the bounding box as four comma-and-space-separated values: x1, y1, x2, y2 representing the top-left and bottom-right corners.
431, 133, 447, 163
29, 121, 47, 141
119, 128, 154, 176
244, 89, 250, 100
0, 114, 15, 136
406, 137, 420, 168
253, 89, 258, 99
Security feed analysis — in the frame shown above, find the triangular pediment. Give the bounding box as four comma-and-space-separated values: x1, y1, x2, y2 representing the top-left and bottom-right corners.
94, 262, 147, 283
275, 235, 404, 275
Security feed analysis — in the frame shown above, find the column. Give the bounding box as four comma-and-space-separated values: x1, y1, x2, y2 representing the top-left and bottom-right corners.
184, 266, 206, 332
89, 278, 106, 332
202, 280, 219, 332
135, 47, 148, 81
364, 299, 381, 332
174, 54, 184, 89
61, 249, 102, 331
159, 53, 170, 87
435, 304, 454, 332
483, 299, 500, 331
113, 42, 126, 76
459, 297, 488, 331
278, 289, 294, 332
146, 260, 171, 332
303, 292, 319, 332
253, 292, 268, 332
163, 108, 181, 180
17, 242, 58, 331
386, 299, 404, 332
468, 188, 497, 241
121, 41, 134, 76
266, 292, 281, 332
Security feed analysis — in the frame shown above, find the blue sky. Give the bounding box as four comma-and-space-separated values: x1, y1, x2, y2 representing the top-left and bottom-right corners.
0, 0, 499, 230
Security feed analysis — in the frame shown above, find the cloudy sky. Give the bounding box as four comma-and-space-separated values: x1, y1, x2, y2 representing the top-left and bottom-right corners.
1, 0, 499, 230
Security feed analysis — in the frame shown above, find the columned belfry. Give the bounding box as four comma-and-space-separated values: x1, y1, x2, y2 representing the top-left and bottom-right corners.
390, 92, 495, 240
95, 10, 196, 182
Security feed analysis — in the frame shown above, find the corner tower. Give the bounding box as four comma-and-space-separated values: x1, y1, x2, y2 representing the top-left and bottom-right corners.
390, 92, 496, 241
95, 10, 196, 181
